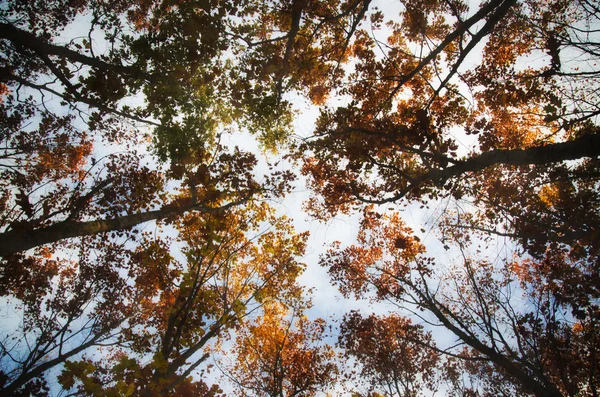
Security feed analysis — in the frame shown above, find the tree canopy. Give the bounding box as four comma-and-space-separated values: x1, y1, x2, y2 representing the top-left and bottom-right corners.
1, 0, 599, 396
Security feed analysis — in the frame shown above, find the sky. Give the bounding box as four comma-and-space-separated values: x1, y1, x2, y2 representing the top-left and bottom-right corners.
0, 0, 548, 395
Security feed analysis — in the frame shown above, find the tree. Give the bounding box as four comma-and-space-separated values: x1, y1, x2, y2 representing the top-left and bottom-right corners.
291, 1, 599, 394
0, 0, 296, 258
0, 0, 377, 161
0, 233, 136, 395
0, 3, 305, 337
0, 139, 275, 257
0, 0, 397, 259
3, 0, 600, 395
0, 1, 317, 395
322, 209, 599, 396
1, 200, 309, 396
338, 311, 440, 397
297, 0, 600, 224
295, 1, 600, 313
225, 300, 338, 397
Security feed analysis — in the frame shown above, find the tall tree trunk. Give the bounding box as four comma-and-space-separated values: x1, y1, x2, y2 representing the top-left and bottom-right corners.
0, 333, 104, 396
0, 198, 249, 257
0, 22, 149, 78
433, 132, 600, 182
355, 133, 600, 204
413, 283, 564, 397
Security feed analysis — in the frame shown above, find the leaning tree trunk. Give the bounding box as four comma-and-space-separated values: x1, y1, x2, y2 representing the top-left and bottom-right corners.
0, 198, 249, 257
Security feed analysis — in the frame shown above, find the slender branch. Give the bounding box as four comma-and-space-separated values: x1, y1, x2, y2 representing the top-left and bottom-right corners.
384, 0, 516, 106
0, 68, 160, 126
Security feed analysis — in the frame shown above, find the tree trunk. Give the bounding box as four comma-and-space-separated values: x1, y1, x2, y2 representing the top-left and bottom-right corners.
419, 289, 564, 397
0, 22, 150, 78
0, 334, 103, 396
0, 198, 249, 257
431, 133, 600, 184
